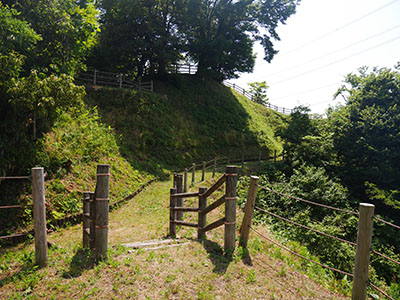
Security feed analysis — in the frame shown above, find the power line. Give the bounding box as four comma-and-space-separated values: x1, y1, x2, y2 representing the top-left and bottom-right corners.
279, 0, 400, 56
272, 82, 341, 100
270, 34, 400, 86
268, 24, 400, 77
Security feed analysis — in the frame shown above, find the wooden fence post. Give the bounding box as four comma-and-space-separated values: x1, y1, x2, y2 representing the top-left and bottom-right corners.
274, 150, 277, 162
192, 163, 196, 185
89, 191, 96, 250
239, 176, 259, 248
212, 157, 217, 178
202, 161, 206, 181
184, 168, 188, 192
198, 187, 208, 240
95, 164, 110, 261
93, 69, 97, 85
175, 174, 184, 220
225, 166, 238, 252
352, 203, 375, 300
150, 80, 154, 92
169, 188, 177, 236
119, 73, 123, 88
32, 167, 47, 267
82, 192, 90, 248
282, 150, 285, 161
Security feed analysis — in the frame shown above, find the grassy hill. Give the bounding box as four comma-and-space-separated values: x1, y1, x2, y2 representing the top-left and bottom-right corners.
0, 74, 285, 239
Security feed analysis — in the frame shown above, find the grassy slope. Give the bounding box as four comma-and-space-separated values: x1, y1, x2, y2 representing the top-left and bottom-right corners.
85, 75, 285, 175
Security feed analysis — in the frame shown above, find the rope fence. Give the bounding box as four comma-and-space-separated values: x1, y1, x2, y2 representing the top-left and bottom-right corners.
254, 206, 357, 246
368, 282, 396, 300
258, 185, 359, 216
249, 226, 354, 277
243, 182, 400, 299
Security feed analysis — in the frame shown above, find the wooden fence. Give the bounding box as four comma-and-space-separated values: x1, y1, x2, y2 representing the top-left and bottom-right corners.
223, 81, 294, 115
0, 168, 47, 266
76, 69, 154, 92
170, 166, 238, 252
82, 164, 110, 261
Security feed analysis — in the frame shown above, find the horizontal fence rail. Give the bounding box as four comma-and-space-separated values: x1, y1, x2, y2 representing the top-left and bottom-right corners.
76, 69, 153, 92
223, 81, 294, 115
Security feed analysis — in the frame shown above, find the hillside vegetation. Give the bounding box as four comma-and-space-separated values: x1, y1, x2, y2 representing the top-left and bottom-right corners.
0, 75, 285, 237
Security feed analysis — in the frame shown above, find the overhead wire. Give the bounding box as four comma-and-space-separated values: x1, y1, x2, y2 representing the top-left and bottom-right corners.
270, 34, 400, 86
268, 24, 400, 77
279, 0, 400, 56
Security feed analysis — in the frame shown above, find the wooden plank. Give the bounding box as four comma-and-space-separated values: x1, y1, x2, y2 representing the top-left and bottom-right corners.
224, 166, 237, 252
201, 195, 225, 216
174, 220, 198, 228
203, 218, 225, 232
173, 207, 198, 212
169, 188, 177, 236
171, 192, 199, 198
198, 187, 207, 240
82, 192, 90, 248
352, 203, 375, 300
123, 239, 175, 249
175, 174, 184, 220
95, 164, 110, 261
239, 176, 259, 248
32, 167, 48, 267
201, 174, 226, 198
89, 192, 96, 250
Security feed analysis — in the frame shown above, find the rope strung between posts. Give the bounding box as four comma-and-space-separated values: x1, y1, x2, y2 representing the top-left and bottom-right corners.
0, 176, 30, 180
368, 281, 396, 300
249, 226, 354, 277
258, 185, 359, 216
374, 216, 400, 230
0, 204, 33, 209
371, 250, 400, 267
254, 206, 357, 246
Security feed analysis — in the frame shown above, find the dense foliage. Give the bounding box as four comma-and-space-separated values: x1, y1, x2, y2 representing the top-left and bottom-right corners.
91, 0, 299, 80
241, 65, 400, 297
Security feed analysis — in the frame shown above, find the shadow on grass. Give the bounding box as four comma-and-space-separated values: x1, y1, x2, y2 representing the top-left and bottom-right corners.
62, 248, 95, 278
201, 239, 233, 274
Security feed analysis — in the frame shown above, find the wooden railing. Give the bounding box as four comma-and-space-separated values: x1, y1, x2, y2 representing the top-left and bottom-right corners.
223, 81, 294, 115
76, 69, 154, 92
169, 166, 238, 252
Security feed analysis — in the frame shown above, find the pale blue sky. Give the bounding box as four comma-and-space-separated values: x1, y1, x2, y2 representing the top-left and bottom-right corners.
232, 0, 400, 114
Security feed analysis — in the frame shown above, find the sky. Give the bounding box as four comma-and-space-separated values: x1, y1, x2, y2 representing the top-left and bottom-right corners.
231, 0, 400, 114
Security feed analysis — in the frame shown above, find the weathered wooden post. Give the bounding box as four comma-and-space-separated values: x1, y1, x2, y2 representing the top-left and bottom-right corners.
201, 161, 206, 181
95, 164, 110, 261
150, 80, 154, 92
212, 157, 217, 178
169, 188, 177, 237
352, 203, 375, 300
274, 150, 277, 162
119, 73, 123, 88
93, 69, 97, 85
82, 192, 90, 248
192, 163, 196, 185
175, 174, 184, 220
198, 187, 208, 240
32, 167, 47, 267
239, 176, 259, 248
89, 191, 96, 250
184, 168, 188, 192
225, 166, 238, 252
282, 150, 285, 161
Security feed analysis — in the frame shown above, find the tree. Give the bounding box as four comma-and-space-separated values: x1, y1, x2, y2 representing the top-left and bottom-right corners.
92, 0, 186, 77
184, 0, 299, 81
4, 0, 99, 76
331, 65, 400, 193
248, 81, 269, 104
